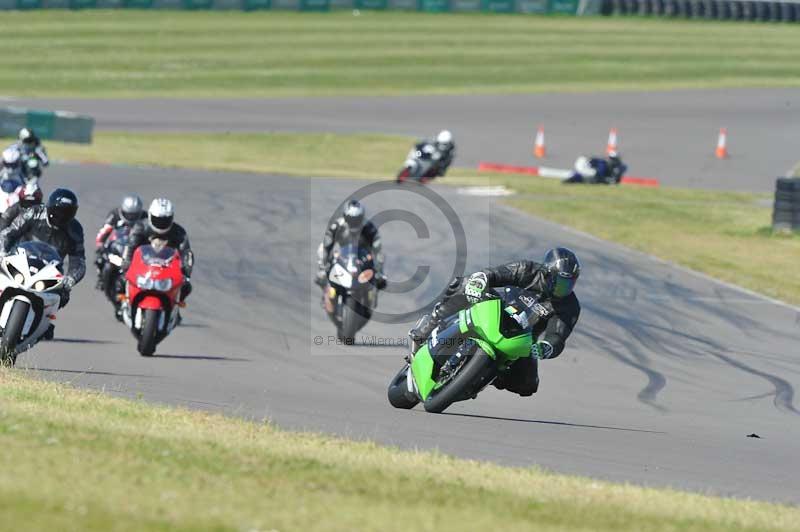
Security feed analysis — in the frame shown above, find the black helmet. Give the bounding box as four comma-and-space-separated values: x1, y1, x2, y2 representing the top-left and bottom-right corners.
343, 200, 365, 234
543, 247, 581, 298
121, 194, 144, 222
46, 188, 78, 229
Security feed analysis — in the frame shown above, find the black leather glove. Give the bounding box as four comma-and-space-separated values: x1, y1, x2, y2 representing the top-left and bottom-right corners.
114, 275, 126, 295
180, 278, 192, 301
59, 289, 71, 309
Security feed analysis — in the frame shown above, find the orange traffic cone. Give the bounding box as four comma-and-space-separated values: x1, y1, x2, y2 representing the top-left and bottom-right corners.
533, 126, 546, 159
715, 128, 729, 159
606, 128, 618, 155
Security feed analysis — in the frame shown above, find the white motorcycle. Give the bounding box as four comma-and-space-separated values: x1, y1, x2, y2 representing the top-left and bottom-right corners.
0, 241, 65, 365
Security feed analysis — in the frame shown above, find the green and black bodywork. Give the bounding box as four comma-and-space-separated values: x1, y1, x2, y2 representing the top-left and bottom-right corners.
388, 286, 551, 413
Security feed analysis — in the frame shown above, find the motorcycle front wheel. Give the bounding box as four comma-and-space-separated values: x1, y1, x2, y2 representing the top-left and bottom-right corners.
423, 347, 496, 414
1, 300, 30, 366
137, 309, 159, 357
337, 299, 367, 343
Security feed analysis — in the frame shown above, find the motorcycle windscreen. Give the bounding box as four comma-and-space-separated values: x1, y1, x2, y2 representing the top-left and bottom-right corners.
139, 245, 178, 266
16, 241, 63, 273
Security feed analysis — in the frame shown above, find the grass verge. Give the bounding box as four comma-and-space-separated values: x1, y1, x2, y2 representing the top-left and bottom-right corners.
46, 131, 411, 178
2, 11, 800, 97
43, 131, 800, 306
1, 367, 799, 531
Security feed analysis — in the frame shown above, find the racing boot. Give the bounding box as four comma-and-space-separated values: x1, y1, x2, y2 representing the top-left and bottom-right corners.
43, 324, 55, 341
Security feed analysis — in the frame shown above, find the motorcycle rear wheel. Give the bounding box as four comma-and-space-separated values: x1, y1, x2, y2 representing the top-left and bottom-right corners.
387, 365, 420, 409
137, 309, 159, 357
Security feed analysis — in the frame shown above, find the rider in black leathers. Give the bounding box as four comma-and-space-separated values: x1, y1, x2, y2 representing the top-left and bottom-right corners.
0, 189, 86, 317
315, 199, 386, 289
122, 198, 194, 302
95, 195, 146, 250
409, 248, 581, 396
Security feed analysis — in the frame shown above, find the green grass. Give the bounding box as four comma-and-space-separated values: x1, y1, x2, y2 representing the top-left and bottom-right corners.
2, 11, 800, 97
44, 131, 800, 306
503, 180, 800, 304
47, 131, 412, 177
1, 368, 799, 531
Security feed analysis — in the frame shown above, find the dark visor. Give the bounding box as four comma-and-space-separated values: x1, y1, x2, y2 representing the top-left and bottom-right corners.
151, 215, 172, 230
552, 275, 577, 298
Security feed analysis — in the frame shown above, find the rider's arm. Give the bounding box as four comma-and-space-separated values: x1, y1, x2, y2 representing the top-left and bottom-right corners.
0, 207, 35, 253
319, 218, 341, 268
35, 145, 49, 166
0, 204, 21, 232
177, 229, 194, 277
481, 260, 539, 289
540, 294, 581, 359
122, 222, 146, 265
362, 222, 384, 274
64, 221, 87, 288
95, 210, 119, 248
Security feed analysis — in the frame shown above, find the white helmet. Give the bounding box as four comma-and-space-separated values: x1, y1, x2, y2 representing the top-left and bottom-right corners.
18, 128, 34, 143
148, 198, 174, 234
2, 148, 20, 168
436, 130, 454, 150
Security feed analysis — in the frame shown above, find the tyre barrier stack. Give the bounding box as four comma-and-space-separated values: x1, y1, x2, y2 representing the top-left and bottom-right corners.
602, 0, 800, 20
772, 177, 800, 232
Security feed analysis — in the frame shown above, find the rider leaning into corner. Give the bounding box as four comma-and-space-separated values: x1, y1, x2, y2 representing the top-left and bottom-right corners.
121, 198, 194, 303
416, 130, 456, 178
409, 248, 581, 396
0, 188, 86, 339
0, 181, 44, 231
315, 199, 387, 290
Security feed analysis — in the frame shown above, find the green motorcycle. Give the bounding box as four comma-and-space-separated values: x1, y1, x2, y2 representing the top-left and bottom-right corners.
388, 286, 550, 413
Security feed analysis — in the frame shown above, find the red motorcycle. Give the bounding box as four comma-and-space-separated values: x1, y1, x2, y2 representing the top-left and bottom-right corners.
120, 243, 185, 356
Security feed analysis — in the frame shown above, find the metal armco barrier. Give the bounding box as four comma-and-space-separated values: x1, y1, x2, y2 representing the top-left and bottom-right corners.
602, 0, 800, 20
0, 107, 94, 144
772, 177, 800, 232
1, 0, 795, 19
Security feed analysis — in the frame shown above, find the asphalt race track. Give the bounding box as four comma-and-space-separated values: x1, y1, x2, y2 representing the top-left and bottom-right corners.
12, 88, 800, 191
15, 162, 800, 503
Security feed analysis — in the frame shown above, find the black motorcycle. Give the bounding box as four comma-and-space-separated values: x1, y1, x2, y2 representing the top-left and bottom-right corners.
323, 243, 379, 343
97, 227, 130, 318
